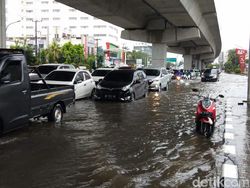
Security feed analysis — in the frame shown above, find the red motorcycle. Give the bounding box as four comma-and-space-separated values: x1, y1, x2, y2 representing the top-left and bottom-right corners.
193, 89, 224, 138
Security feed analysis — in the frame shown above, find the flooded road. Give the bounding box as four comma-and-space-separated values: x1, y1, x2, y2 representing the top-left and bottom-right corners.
0, 73, 247, 188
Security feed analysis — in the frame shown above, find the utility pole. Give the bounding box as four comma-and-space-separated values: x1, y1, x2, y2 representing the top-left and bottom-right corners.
0, 0, 6, 48
95, 38, 100, 69
32, 19, 41, 58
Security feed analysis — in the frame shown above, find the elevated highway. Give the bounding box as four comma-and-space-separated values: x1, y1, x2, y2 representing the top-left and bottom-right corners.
56, 0, 221, 69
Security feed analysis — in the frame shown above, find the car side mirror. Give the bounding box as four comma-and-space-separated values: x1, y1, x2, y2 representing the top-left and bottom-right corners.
192, 88, 199, 92
0, 73, 11, 84
219, 94, 224, 98
74, 80, 83, 84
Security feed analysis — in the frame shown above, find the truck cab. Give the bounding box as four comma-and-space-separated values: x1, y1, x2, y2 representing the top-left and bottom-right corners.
0, 49, 75, 134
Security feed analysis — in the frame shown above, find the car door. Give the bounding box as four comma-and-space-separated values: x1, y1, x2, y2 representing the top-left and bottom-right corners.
73, 71, 85, 99
82, 71, 95, 97
161, 68, 168, 86
0, 57, 30, 130
133, 71, 145, 98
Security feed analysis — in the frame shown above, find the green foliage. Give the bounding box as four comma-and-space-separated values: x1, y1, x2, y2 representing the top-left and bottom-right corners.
10, 40, 36, 65
85, 55, 96, 71
234, 67, 241, 74
224, 48, 242, 74
126, 50, 149, 65
61, 42, 84, 67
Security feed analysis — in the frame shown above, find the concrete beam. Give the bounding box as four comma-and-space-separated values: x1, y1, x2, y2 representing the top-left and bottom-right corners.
146, 18, 166, 30
180, 0, 221, 58
200, 53, 214, 61
121, 27, 201, 44
0, 0, 6, 48
190, 46, 213, 55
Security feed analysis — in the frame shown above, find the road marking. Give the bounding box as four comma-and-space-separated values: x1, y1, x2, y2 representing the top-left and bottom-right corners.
223, 145, 236, 155
225, 124, 233, 129
224, 132, 234, 140
222, 164, 238, 179
226, 118, 233, 122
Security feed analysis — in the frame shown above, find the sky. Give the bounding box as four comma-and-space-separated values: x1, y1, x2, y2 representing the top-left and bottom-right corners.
214, 0, 250, 52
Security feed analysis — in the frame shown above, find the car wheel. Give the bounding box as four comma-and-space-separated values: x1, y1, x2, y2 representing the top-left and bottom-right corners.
158, 84, 161, 92
48, 104, 63, 123
90, 88, 96, 99
130, 92, 135, 101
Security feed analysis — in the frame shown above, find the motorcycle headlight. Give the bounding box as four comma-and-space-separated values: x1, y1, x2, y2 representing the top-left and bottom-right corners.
122, 85, 130, 91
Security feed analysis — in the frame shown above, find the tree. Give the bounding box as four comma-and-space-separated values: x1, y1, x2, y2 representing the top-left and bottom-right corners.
47, 41, 61, 64
224, 49, 240, 73
126, 50, 149, 66
10, 40, 36, 65
61, 42, 84, 67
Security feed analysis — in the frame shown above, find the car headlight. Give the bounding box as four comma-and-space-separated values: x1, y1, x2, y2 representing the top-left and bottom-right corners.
153, 80, 160, 84
122, 85, 130, 91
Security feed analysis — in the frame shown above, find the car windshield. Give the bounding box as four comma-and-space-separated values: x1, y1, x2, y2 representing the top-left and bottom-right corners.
37, 65, 59, 74
45, 71, 75, 81
204, 69, 217, 74
144, 69, 160, 76
92, 69, 112, 76
104, 71, 133, 83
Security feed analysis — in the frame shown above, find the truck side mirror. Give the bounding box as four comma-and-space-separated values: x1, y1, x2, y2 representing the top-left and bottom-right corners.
0, 73, 11, 84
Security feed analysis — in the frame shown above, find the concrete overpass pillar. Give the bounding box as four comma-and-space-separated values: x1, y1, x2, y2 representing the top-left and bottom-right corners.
151, 43, 166, 67
183, 55, 193, 70
0, 0, 6, 48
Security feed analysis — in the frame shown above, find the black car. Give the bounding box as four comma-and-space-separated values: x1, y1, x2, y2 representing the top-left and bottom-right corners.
95, 69, 148, 101
201, 68, 219, 82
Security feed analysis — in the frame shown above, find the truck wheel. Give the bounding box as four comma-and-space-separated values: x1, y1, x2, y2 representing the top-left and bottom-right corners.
48, 104, 63, 123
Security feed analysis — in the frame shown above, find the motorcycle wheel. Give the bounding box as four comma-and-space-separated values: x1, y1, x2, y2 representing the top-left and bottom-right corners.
195, 121, 201, 133
201, 122, 206, 135
206, 124, 214, 138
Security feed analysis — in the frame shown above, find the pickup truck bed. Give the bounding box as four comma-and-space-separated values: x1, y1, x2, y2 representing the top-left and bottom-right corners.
30, 82, 74, 118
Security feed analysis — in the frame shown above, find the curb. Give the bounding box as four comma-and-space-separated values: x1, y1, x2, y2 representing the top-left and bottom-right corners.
220, 101, 239, 188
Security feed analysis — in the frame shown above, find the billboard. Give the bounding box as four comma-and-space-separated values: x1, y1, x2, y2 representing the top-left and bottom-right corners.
236, 48, 247, 73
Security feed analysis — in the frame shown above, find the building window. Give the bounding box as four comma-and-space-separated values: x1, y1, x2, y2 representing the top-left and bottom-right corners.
80, 26, 88, 29
53, 17, 60, 21
69, 26, 77, 29
26, 26, 34, 29
42, 18, 49, 21
69, 9, 76, 12
94, 34, 107, 37
26, 2, 33, 5
53, 9, 60, 12
42, 26, 48, 29
41, 9, 49, 13
80, 17, 88, 20
69, 17, 77, 20
41, 1, 49, 4
94, 25, 106, 28
26, 10, 33, 13
26, 18, 33, 21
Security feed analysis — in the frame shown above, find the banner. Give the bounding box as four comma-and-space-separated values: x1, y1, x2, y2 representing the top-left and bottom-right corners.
236, 48, 247, 73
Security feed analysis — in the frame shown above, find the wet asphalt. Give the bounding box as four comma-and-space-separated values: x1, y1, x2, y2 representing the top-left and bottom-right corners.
0, 73, 249, 188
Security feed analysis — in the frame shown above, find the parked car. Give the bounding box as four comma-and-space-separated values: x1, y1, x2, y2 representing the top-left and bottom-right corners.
91, 67, 114, 85
29, 64, 75, 81
44, 69, 96, 100
201, 68, 220, 82
95, 69, 148, 101
144, 67, 171, 91
0, 49, 75, 134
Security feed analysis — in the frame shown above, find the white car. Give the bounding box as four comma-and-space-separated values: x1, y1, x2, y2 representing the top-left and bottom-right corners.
144, 67, 172, 91
91, 68, 114, 84
44, 69, 95, 100
30, 64, 75, 81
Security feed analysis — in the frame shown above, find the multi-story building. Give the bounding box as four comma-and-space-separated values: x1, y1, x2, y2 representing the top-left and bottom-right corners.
6, 0, 122, 52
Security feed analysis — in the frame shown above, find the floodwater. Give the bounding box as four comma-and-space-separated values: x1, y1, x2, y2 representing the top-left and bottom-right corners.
0, 73, 247, 188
